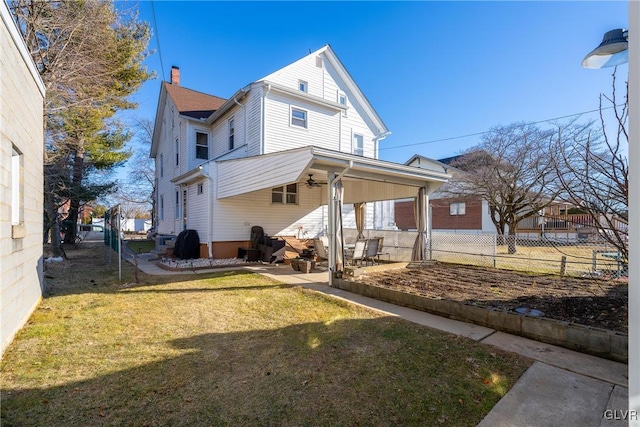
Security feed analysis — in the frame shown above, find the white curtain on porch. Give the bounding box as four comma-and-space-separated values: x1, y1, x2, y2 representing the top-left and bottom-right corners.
335, 180, 345, 272
354, 202, 366, 240
411, 186, 429, 261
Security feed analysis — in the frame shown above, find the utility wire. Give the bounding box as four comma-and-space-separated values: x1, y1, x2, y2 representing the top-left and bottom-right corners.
379, 105, 619, 151
150, 1, 166, 82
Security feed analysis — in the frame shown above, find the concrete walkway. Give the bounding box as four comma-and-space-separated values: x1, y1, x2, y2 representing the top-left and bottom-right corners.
129, 255, 630, 426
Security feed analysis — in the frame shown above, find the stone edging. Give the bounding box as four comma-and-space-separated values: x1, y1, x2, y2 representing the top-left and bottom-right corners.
334, 279, 627, 363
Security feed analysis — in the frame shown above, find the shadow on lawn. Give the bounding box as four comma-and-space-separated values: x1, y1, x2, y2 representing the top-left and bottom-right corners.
1, 317, 527, 427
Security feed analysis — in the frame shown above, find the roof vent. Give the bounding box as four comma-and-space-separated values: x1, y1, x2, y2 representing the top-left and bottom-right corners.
316, 56, 323, 68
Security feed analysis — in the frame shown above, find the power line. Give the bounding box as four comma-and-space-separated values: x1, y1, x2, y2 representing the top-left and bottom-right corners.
150, 1, 165, 82
379, 105, 618, 151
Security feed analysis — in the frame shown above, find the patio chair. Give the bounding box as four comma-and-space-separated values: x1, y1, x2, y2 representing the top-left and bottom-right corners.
373, 236, 390, 262
364, 237, 379, 266
347, 239, 367, 266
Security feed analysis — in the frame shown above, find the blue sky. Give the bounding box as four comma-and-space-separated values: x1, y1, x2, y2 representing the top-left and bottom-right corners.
124, 1, 629, 164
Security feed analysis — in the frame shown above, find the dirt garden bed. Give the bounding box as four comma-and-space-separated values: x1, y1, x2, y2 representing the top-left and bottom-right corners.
356, 263, 627, 334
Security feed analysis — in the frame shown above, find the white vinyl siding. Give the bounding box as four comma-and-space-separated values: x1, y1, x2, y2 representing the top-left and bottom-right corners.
263, 93, 340, 153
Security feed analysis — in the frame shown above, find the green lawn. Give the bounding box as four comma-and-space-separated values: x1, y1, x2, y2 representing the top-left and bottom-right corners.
1, 243, 531, 426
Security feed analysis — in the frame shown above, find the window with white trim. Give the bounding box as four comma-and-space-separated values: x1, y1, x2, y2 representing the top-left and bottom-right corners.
298, 80, 308, 92
175, 191, 180, 218
228, 118, 235, 150
160, 153, 164, 177
353, 134, 364, 156
195, 131, 209, 159
197, 183, 204, 195
272, 184, 298, 204
159, 195, 164, 221
291, 108, 307, 128
450, 202, 466, 215
339, 93, 347, 117
175, 138, 179, 166
11, 146, 23, 226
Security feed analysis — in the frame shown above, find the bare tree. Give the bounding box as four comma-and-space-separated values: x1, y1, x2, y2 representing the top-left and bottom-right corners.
553, 70, 628, 261
10, 0, 153, 253
113, 118, 156, 225
447, 122, 561, 253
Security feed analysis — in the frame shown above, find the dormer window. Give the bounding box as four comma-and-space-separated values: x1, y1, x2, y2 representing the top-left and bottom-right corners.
298, 80, 308, 93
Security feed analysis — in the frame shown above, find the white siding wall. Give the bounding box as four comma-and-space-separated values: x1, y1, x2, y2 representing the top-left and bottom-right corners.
185, 179, 209, 233
211, 161, 327, 241
263, 92, 341, 153
263, 52, 379, 158
156, 97, 182, 236
1, 2, 45, 356
246, 88, 262, 157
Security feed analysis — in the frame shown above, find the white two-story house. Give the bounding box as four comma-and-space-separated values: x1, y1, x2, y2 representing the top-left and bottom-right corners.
150, 45, 449, 269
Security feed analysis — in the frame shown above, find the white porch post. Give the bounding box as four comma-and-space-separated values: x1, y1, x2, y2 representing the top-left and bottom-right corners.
327, 171, 336, 287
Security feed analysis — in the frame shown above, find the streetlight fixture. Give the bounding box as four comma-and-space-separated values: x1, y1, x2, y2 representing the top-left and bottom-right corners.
581, 28, 629, 69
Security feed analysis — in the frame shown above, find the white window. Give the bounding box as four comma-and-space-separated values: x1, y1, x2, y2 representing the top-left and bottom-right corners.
159, 153, 164, 177
291, 108, 307, 128
298, 80, 308, 93
197, 183, 204, 195
182, 189, 188, 230
353, 134, 364, 156
175, 138, 179, 166
450, 202, 466, 215
11, 146, 22, 225
228, 118, 235, 150
195, 131, 209, 159
272, 184, 298, 204
159, 195, 164, 221
175, 191, 180, 218
339, 93, 347, 117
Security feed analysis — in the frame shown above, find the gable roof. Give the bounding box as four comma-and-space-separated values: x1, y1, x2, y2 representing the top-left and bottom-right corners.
258, 45, 389, 135
163, 82, 227, 119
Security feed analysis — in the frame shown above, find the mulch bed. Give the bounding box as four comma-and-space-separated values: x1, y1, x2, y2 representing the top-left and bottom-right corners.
357, 263, 628, 333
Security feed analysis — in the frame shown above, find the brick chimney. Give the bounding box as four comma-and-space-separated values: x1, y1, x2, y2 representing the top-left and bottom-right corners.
170, 66, 180, 85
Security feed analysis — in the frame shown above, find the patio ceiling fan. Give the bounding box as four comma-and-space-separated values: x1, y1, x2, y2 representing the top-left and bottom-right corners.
305, 174, 322, 188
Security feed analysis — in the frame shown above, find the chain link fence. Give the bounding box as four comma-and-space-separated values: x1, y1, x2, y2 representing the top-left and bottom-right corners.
342, 229, 626, 278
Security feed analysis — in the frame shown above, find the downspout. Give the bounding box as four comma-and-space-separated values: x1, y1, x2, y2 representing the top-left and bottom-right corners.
199, 165, 213, 259
261, 84, 271, 155
328, 160, 353, 287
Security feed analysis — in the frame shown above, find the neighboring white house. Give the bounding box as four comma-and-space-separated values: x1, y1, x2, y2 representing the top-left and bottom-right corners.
151, 45, 450, 262
1, 1, 45, 356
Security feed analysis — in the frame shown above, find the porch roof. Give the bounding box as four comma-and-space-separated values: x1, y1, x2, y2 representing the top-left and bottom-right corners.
216, 146, 451, 203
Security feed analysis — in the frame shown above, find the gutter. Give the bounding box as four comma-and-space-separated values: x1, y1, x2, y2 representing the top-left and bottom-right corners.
373, 130, 391, 159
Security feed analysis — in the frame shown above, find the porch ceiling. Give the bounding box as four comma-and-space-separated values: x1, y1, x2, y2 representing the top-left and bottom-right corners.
216, 146, 451, 203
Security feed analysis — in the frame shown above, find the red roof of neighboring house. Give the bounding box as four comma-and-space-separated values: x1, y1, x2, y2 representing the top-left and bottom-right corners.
163, 82, 227, 119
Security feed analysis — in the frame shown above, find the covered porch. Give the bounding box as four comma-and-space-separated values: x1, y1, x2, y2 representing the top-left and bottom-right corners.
216, 146, 450, 286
